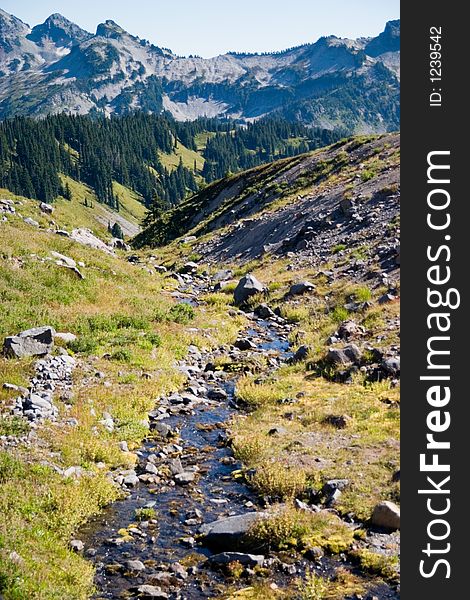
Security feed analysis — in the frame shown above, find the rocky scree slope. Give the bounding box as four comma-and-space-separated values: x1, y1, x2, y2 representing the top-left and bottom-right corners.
135, 133, 400, 278
0, 10, 399, 133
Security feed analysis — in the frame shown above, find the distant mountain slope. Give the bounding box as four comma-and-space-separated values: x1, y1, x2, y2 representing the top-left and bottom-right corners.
0, 9, 400, 133
135, 133, 400, 270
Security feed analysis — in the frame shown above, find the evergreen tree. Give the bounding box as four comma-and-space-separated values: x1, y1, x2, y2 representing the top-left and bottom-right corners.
111, 222, 124, 239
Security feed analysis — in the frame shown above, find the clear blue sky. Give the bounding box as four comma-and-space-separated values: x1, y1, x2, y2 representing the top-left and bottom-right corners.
2, 0, 400, 58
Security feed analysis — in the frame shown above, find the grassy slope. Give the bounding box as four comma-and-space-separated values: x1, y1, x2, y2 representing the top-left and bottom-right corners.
0, 200, 244, 599
159, 141, 205, 174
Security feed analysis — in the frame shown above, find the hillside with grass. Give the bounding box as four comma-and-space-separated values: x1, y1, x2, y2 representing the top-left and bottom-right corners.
0, 131, 400, 600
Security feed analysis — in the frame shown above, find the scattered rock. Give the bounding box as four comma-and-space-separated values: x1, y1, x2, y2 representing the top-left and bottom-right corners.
40, 202, 54, 214
24, 217, 39, 227
150, 422, 172, 437
131, 585, 168, 599
289, 281, 315, 296
126, 559, 146, 572
174, 472, 196, 485
254, 304, 276, 319
55, 332, 77, 344
382, 357, 400, 376
3, 326, 55, 358
337, 320, 363, 340
234, 338, 256, 351
207, 388, 228, 401
199, 512, 267, 551
325, 348, 351, 366
70, 228, 114, 254
323, 414, 351, 429
233, 274, 266, 305
207, 552, 264, 568
371, 501, 400, 530
179, 262, 198, 274
70, 539, 84, 552
290, 345, 310, 363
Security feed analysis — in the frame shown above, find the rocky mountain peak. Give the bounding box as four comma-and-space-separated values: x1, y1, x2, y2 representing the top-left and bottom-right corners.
365, 19, 400, 57
27, 13, 91, 47
95, 19, 129, 40
0, 8, 29, 38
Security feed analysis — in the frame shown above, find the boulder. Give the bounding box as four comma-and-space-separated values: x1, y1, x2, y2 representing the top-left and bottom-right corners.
179, 262, 198, 274
343, 343, 362, 363
337, 320, 362, 340
70, 539, 84, 552
174, 472, 196, 485
382, 357, 400, 376
289, 281, 315, 296
233, 274, 265, 305
110, 238, 130, 251
234, 338, 256, 351
126, 560, 146, 572
325, 348, 350, 366
55, 332, 77, 344
3, 326, 55, 358
207, 552, 264, 568
290, 345, 310, 363
150, 422, 172, 437
254, 304, 276, 319
70, 228, 114, 254
24, 217, 39, 227
132, 585, 168, 599
40, 202, 54, 214
371, 501, 400, 530
199, 512, 267, 550
50, 251, 76, 268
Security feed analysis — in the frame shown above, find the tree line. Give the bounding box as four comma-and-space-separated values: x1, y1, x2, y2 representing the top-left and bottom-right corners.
0, 112, 341, 209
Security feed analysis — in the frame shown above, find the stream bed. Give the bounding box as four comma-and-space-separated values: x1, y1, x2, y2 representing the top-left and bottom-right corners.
80, 295, 399, 600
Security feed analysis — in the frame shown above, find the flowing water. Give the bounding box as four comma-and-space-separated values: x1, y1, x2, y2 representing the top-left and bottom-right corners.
80, 304, 399, 600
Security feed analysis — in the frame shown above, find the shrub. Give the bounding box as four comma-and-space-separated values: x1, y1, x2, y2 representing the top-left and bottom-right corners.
168, 303, 195, 324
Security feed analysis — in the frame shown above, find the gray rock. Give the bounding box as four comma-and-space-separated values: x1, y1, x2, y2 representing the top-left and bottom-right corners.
123, 472, 140, 487
371, 501, 400, 530
382, 357, 400, 376
233, 274, 266, 305
234, 338, 256, 351
133, 585, 168, 599
179, 261, 198, 274
70, 539, 84, 552
24, 217, 39, 227
291, 345, 310, 363
207, 552, 264, 568
110, 238, 130, 251
150, 422, 172, 437
3, 326, 55, 358
126, 559, 146, 572
40, 202, 54, 214
289, 281, 315, 296
145, 462, 159, 475
326, 348, 350, 366
55, 332, 77, 344
168, 457, 184, 475
50, 251, 76, 268
343, 343, 362, 363
322, 479, 350, 495
213, 269, 233, 282
254, 304, 276, 319
199, 512, 267, 550
70, 228, 114, 254
337, 320, 363, 340
207, 388, 228, 400
154, 265, 167, 273
174, 471, 196, 485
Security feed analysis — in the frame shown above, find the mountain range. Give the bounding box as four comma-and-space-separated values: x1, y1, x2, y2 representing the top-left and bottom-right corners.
0, 9, 400, 133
